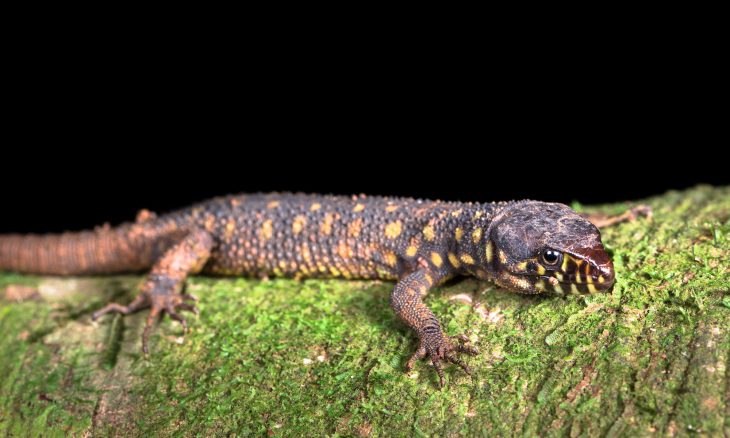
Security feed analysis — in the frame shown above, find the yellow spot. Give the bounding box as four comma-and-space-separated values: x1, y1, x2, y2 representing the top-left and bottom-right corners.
278, 260, 287, 270
353, 203, 365, 212
224, 219, 235, 240
329, 266, 341, 276
418, 285, 428, 295
204, 215, 216, 232
451, 209, 463, 217
348, 218, 363, 237
516, 261, 527, 271
301, 245, 313, 264
561, 254, 570, 272
448, 253, 460, 268
596, 275, 604, 284
472, 228, 482, 243
321, 213, 334, 235
267, 200, 280, 209
261, 219, 273, 240
385, 204, 399, 212
455, 227, 463, 241
555, 272, 564, 282
337, 241, 352, 259
406, 245, 418, 257
310, 203, 321, 211
554, 283, 565, 294
460, 254, 475, 264
535, 281, 546, 292
136, 208, 156, 223
292, 215, 306, 235
385, 221, 403, 239
575, 273, 582, 283
430, 252, 443, 267
424, 273, 434, 285
473, 211, 483, 219
536, 264, 546, 275
498, 250, 507, 264
586, 284, 598, 293
423, 225, 435, 241
570, 284, 580, 295
486, 241, 494, 263
383, 251, 397, 267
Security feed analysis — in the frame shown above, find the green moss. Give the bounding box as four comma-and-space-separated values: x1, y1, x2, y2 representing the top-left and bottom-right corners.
1, 185, 728, 436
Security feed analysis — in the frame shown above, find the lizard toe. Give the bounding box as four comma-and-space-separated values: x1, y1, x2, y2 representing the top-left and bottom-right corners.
91, 294, 149, 320
409, 330, 477, 388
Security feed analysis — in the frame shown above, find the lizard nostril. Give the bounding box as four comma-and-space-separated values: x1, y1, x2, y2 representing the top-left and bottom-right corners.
593, 264, 615, 289
600, 265, 614, 283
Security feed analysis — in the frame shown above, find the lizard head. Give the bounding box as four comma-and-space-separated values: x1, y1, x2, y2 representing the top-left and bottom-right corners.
486, 201, 614, 295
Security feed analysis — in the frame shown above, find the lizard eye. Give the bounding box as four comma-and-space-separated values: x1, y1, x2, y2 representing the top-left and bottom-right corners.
541, 249, 561, 266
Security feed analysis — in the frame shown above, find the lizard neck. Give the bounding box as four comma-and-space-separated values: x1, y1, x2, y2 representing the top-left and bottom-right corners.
448, 202, 514, 280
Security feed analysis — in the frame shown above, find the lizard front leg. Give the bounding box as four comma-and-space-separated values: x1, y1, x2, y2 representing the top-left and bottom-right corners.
583, 205, 652, 228
390, 268, 478, 388
92, 228, 214, 354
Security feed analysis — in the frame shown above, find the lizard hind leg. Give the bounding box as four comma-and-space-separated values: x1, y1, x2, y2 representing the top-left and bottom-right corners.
583, 205, 652, 228
91, 229, 213, 354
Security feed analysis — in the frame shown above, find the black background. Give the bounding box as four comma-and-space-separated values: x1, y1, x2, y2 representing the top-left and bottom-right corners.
2, 138, 724, 234
2, 41, 726, 233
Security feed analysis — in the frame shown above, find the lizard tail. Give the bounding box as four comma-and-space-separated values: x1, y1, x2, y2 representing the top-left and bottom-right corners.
0, 225, 170, 275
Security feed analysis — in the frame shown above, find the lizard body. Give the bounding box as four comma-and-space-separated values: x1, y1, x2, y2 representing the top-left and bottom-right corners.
0, 193, 615, 387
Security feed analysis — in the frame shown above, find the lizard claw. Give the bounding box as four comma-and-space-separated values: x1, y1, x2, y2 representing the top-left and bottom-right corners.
92, 294, 148, 320
177, 302, 200, 315
143, 293, 198, 354
181, 293, 199, 302
92, 291, 199, 354
406, 332, 478, 388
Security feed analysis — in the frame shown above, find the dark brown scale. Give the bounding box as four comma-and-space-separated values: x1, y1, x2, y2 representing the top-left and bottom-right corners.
0, 192, 620, 388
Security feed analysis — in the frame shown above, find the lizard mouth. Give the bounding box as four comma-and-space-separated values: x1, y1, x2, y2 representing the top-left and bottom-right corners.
536, 274, 613, 295
507, 248, 615, 295
535, 246, 615, 295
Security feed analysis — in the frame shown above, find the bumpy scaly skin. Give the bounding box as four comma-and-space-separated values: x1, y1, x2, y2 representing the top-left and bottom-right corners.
0, 193, 618, 387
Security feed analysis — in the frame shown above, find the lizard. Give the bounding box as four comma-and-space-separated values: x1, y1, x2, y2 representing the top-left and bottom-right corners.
0, 193, 625, 388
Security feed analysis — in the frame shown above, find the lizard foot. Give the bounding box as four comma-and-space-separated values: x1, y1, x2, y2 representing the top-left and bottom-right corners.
584, 204, 653, 228
92, 292, 199, 354
406, 332, 478, 388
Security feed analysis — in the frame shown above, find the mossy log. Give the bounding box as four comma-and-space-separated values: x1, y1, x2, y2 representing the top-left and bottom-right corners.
1, 186, 728, 436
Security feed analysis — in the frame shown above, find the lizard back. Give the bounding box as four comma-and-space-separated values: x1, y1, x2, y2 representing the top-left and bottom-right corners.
169, 193, 497, 280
